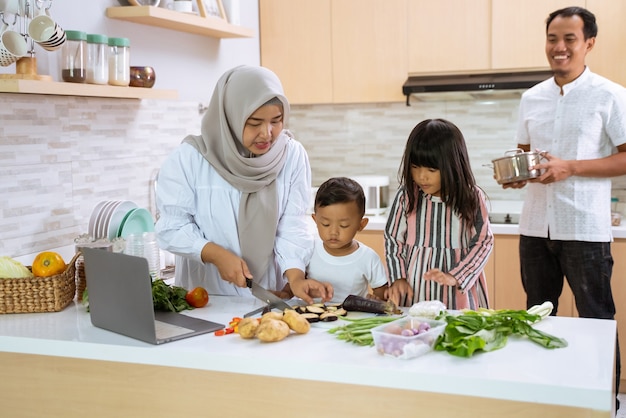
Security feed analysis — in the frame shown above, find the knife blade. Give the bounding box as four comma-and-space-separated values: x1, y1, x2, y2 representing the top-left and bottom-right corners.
246, 278, 292, 312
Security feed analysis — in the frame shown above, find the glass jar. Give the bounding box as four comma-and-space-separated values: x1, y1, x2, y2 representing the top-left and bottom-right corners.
61, 30, 87, 83
108, 37, 130, 86
86, 33, 108, 85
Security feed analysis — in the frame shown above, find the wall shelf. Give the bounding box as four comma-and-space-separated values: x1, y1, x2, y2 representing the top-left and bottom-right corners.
0, 79, 178, 99
105, 6, 254, 38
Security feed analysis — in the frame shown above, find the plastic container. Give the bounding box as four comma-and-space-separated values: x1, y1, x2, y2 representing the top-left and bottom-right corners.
124, 233, 144, 258
108, 37, 130, 86
142, 231, 161, 281
86, 34, 108, 85
370, 316, 446, 359
61, 30, 87, 83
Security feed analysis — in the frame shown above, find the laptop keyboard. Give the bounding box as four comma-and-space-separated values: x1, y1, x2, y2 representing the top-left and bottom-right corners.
154, 320, 194, 340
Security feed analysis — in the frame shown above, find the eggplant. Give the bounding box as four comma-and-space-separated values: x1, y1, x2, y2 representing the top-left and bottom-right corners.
341, 294, 399, 315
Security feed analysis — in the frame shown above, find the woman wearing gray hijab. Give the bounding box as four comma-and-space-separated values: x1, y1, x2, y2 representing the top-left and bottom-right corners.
156, 65, 332, 304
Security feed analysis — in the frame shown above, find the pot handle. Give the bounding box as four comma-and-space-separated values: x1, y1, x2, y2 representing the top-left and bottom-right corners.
504, 148, 524, 156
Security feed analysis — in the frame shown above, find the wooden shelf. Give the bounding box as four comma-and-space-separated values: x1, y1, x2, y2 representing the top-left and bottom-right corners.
0, 79, 178, 99
105, 6, 254, 38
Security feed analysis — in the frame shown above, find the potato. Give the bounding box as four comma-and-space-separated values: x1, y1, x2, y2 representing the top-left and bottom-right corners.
282, 309, 311, 334
260, 311, 284, 323
237, 317, 260, 339
255, 318, 290, 342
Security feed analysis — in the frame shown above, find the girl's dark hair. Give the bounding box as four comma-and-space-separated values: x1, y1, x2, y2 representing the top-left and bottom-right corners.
546, 7, 597, 39
315, 177, 366, 216
398, 118, 478, 225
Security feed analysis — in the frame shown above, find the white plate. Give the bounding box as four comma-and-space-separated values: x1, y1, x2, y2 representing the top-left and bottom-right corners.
88, 200, 108, 238
95, 201, 118, 239
108, 201, 138, 240
100, 201, 122, 240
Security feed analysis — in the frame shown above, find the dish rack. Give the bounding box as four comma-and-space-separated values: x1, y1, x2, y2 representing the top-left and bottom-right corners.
0, 0, 56, 81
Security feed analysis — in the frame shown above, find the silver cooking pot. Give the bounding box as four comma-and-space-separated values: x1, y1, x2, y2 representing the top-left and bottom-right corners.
491, 149, 547, 185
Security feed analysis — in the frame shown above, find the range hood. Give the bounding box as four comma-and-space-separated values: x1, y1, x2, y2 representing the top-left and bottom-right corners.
402, 70, 553, 105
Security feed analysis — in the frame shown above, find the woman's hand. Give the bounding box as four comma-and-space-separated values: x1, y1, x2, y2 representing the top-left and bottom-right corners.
423, 269, 457, 286
201, 243, 252, 288
385, 279, 414, 307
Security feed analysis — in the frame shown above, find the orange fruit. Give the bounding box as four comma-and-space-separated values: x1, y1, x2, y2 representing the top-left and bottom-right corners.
32, 251, 66, 277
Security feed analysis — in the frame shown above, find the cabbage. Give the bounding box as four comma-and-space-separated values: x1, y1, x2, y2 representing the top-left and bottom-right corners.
0, 256, 34, 279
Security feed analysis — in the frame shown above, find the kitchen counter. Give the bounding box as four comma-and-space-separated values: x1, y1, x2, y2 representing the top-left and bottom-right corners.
363, 214, 626, 238
0, 296, 617, 417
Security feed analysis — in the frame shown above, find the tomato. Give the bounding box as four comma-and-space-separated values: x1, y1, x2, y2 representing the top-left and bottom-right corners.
32, 251, 66, 277
185, 287, 209, 308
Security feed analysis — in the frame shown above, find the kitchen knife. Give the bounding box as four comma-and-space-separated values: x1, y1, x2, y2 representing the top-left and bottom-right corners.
246, 278, 293, 312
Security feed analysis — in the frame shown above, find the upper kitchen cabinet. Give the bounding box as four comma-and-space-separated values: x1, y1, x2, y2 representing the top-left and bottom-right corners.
259, 0, 407, 104
408, 0, 490, 74
259, 0, 333, 104
585, 0, 626, 87
491, 0, 584, 70
330, 0, 407, 103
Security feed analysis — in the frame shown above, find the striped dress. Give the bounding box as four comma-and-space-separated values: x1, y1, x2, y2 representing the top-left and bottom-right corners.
384, 187, 493, 310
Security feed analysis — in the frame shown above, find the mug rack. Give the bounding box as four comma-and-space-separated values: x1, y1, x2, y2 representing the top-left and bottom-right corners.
0, 0, 54, 81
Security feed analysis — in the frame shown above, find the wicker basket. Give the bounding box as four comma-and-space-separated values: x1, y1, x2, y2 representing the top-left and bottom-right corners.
0, 252, 80, 314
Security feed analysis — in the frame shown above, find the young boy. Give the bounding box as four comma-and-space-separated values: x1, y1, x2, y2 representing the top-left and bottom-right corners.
308, 177, 389, 303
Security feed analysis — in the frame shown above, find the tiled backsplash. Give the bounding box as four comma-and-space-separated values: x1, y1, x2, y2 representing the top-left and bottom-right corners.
2, 92, 625, 258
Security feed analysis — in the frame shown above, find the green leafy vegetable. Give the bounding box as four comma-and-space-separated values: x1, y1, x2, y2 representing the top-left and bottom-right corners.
434, 308, 568, 357
152, 279, 193, 312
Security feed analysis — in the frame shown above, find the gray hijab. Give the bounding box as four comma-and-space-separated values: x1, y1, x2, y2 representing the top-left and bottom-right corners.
184, 65, 290, 281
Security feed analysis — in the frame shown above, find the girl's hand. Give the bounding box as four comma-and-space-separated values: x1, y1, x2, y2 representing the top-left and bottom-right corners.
385, 279, 414, 307
424, 269, 457, 286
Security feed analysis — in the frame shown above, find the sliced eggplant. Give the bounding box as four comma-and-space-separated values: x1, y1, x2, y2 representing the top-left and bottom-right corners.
301, 313, 321, 323
305, 305, 326, 314
319, 311, 339, 322
334, 308, 347, 317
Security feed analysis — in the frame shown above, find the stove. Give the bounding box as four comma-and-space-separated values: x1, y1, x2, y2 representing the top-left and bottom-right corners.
489, 212, 520, 224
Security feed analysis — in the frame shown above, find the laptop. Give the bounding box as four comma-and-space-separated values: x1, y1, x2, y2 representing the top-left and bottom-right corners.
82, 247, 224, 345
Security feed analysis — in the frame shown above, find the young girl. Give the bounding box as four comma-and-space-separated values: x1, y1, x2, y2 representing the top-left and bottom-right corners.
384, 118, 493, 310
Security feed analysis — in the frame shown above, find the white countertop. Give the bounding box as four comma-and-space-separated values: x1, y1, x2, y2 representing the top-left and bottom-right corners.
361, 214, 626, 238
0, 296, 616, 412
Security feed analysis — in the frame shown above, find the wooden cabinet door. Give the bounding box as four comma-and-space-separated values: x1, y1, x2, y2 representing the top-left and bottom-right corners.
331, 0, 407, 103
491, 0, 582, 70
585, 0, 626, 87
493, 235, 576, 316
407, 0, 490, 74
259, 0, 333, 104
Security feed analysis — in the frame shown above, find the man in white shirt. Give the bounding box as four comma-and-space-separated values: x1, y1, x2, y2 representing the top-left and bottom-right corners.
505, 6, 626, 404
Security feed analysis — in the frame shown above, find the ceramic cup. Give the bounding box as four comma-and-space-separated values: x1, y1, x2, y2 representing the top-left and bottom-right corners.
167, 0, 192, 13
0, 29, 28, 66
0, 0, 20, 15
28, 14, 66, 51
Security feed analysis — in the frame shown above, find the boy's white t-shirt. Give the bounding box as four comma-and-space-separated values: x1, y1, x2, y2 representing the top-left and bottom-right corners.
306, 238, 389, 303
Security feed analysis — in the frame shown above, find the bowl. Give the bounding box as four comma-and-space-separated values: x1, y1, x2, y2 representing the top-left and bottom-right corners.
129, 66, 156, 88
370, 316, 446, 359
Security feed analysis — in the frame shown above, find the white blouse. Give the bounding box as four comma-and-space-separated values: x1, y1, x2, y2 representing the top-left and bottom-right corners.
155, 139, 314, 296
